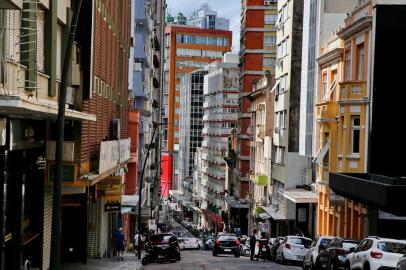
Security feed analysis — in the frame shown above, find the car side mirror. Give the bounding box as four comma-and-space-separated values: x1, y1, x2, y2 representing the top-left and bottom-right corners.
350, 247, 356, 253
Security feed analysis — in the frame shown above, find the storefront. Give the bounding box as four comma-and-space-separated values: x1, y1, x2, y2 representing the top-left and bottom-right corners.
202, 209, 224, 233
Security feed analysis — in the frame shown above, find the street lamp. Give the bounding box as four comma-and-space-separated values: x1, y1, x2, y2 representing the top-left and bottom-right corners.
137, 122, 166, 259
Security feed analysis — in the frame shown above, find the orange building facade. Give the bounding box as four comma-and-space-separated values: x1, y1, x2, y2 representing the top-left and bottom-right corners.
162, 26, 232, 197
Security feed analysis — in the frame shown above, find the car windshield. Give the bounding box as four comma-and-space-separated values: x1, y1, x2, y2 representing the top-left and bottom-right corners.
342, 241, 359, 250
218, 235, 237, 241
289, 237, 312, 247
150, 234, 172, 242
378, 242, 406, 254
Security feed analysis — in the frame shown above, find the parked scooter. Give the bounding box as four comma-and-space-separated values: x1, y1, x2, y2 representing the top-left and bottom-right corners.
240, 242, 251, 256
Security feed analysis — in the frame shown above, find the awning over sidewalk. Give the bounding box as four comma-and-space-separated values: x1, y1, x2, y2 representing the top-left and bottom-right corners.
259, 206, 288, 221
225, 196, 249, 209
202, 209, 223, 223
283, 189, 318, 204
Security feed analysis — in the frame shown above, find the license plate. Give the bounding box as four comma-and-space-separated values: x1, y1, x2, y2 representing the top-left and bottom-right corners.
262, 248, 267, 251
224, 249, 231, 252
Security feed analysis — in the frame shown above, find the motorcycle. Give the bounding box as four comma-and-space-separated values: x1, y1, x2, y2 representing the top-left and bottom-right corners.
240, 242, 251, 256
256, 237, 271, 261
141, 236, 181, 265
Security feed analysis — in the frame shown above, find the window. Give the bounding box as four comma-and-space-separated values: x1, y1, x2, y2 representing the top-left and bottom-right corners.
263, 57, 275, 67
279, 75, 287, 93
272, 146, 285, 164
345, 49, 351, 80
283, 1, 290, 22
322, 73, 327, 101
36, 9, 45, 72
264, 35, 276, 46
275, 110, 286, 129
356, 43, 364, 80
351, 116, 360, 154
264, 14, 277, 24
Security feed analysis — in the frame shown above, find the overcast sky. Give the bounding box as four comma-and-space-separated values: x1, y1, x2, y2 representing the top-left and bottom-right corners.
166, 0, 240, 52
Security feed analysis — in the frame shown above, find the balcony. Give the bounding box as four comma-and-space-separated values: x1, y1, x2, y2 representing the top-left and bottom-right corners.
337, 1, 372, 39
203, 114, 238, 122
330, 173, 406, 216
201, 152, 226, 165
201, 138, 227, 150
339, 81, 367, 102
202, 127, 232, 136
316, 101, 339, 120
201, 166, 225, 180
203, 98, 239, 108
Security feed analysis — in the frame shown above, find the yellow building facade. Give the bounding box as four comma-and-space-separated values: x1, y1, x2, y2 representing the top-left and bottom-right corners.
315, 0, 372, 240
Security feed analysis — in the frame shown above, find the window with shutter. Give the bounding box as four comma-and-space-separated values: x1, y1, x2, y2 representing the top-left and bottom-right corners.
6, 10, 21, 62
36, 10, 45, 73
56, 23, 62, 80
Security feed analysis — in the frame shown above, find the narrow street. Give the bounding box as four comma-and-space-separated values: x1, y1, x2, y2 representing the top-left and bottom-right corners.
145, 250, 302, 270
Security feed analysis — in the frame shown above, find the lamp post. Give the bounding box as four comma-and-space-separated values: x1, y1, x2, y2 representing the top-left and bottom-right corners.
137, 122, 166, 259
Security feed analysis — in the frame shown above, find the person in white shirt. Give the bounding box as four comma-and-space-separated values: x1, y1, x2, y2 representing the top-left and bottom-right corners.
134, 231, 141, 257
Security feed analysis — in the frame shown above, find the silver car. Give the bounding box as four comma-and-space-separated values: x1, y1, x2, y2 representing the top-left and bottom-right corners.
276, 236, 313, 265
397, 256, 406, 270
303, 236, 334, 270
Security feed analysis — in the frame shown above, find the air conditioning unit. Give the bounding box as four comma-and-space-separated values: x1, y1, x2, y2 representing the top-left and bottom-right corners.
264, 0, 271, 5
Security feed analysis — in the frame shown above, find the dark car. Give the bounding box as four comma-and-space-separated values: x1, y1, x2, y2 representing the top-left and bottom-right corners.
142, 233, 181, 264
315, 238, 360, 270
397, 255, 406, 270
213, 234, 240, 257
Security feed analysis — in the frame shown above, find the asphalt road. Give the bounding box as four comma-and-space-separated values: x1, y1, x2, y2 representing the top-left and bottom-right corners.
144, 250, 303, 270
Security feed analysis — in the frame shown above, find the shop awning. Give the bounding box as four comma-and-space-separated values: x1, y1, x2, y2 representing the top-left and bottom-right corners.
312, 142, 330, 165
225, 196, 249, 209
261, 206, 288, 220
283, 189, 318, 204
121, 195, 139, 207
202, 209, 223, 223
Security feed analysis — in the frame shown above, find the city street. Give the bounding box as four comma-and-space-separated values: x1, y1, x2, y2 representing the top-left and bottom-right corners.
145, 250, 302, 270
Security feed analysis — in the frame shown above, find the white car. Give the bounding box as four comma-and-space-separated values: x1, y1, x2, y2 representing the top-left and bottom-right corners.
303, 236, 334, 270
178, 237, 201, 250
348, 237, 406, 270
276, 236, 313, 265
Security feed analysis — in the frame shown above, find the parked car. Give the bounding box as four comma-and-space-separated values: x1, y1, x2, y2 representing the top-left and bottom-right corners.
276, 236, 313, 265
315, 238, 360, 270
212, 234, 240, 257
178, 237, 201, 250
142, 233, 181, 265
348, 237, 406, 270
396, 255, 406, 270
303, 236, 334, 270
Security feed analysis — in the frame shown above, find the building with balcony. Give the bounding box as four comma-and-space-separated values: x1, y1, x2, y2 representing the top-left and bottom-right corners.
246, 75, 275, 235
325, 0, 406, 239
0, 0, 131, 267
161, 21, 232, 198
269, 0, 318, 237
238, 0, 278, 206
193, 53, 239, 232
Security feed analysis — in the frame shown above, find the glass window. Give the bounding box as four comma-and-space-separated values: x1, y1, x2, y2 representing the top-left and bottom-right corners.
351, 116, 360, 154
187, 35, 197, 44
356, 43, 364, 80
208, 37, 217, 46
197, 35, 207, 45
264, 35, 276, 46
264, 14, 277, 24
377, 242, 406, 254
263, 57, 275, 67
345, 49, 351, 80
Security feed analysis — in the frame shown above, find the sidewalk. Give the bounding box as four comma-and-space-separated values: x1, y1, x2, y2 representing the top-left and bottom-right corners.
61, 252, 143, 270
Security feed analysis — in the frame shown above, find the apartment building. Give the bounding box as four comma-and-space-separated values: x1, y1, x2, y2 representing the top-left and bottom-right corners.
194, 53, 240, 232
239, 0, 278, 205
189, 2, 230, 31
325, 0, 406, 239
246, 75, 275, 235
0, 0, 131, 267
269, 0, 317, 237
161, 22, 231, 198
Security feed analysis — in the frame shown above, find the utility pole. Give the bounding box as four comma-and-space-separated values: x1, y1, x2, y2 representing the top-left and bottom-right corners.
50, 0, 82, 269
137, 122, 165, 259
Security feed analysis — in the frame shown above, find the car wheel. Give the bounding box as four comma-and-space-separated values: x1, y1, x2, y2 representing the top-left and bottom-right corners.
363, 263, 370, 270
141, 256, 149, 265
243, 249, 249, 256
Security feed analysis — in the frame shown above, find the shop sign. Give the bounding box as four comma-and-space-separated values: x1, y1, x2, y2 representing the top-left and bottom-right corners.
104, 202, 121, 212
99, 138, 130, 174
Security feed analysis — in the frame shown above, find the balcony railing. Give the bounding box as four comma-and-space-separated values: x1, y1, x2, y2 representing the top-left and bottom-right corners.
203, 98, 239, 108
339, 81, 367, 102
203, 114, 238, 122
202, 152, 226, 165
201, 166, 225, 180
202, 127, 232, 136
316, 101, 339, 120
344, 1, 372, 27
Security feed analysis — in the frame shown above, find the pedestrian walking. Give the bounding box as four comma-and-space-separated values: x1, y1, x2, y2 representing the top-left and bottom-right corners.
134, 231, 141, 257
115, 227, 125, 260
249, 229, 258, 261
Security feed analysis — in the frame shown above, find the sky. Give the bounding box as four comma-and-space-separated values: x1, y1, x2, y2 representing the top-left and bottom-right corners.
166, 0, 241, 52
